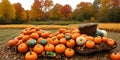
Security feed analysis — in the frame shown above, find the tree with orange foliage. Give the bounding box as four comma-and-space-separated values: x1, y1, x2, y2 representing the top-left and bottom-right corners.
58, 4, 72, 20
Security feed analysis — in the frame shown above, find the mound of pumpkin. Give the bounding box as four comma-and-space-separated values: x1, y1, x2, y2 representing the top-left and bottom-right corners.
7, 26, 116, 60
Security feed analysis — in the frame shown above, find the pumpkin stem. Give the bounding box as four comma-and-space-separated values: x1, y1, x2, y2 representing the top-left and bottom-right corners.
30, 50, 32, 55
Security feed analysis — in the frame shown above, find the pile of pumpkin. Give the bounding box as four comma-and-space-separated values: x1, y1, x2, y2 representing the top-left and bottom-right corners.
7, 26, 118, 60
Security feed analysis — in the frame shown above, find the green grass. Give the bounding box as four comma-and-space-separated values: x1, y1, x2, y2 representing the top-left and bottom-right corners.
0, 29, 120, 60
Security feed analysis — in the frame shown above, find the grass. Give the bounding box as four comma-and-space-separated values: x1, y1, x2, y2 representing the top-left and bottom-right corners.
0, 29, 120, 60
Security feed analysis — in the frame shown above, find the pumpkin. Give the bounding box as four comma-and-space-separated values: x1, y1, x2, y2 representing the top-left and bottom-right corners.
76, 36, 86, 46
107, 38, 115, 46
95, 29, 104, 37
16, 34, 24, 40
25, 50, 38, 60
93, 36, 102, 44
102, 37, 108, 43
81, 34, 88, 38
58, 28, 66, 33
46, 37, 52, 43
86, 36, 94, 41
65, 33, 72, 36
55, 44, 66, 54
45, 44, 55, 52
41, 31, 50, 38
37, 37, 43, 43
65, 36, 71, 40
64, 48, 75, 57
37, 31, 42, 36
66, 39, 75, 48
110, 52, 120, 60
28, 39, 37, 48
59, 38, 67, 44
18, 43, 28, 53
33, 44, 44, 54
51, 37, 59, 45
85, 40, 95, 49
30, 33, 39, 39
30, 29, 36, 33
7, 39, 18, 46
34, 26, 41, 31
71, 29, 80, 33
40, 39, 47, 45
16, 40, 23, 46
57, 33, 65, 39
71, 33, 80, 40
22, 35, 29, 42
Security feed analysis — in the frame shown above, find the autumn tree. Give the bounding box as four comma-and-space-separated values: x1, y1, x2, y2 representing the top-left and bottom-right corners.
0, 0, 15, 23
73, 2, 95, 22
49, 3, 62, 20
30, 0, 44, 21
13, 3, 27, 23
58, 4, 72, 20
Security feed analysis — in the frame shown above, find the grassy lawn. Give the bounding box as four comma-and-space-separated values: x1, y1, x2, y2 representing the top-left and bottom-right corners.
0, 29, 120, 60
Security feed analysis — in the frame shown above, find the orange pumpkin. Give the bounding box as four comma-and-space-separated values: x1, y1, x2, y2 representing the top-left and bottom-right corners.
71, 27, 77, 31
59, 38, 67, 44
18, 43, 28, 53
65, 33, 72, 37
81, 34, 88, 38
33, 44, 44, 54
51, 37, 59, 45
71, 29, 80, 33
16, 34, 24, 40
16, 40, 23, 46
34, 26, 41, 31
22, 35, 29, 42
55, 44, 66, 54
102, 37, 108, 43
57, 33, 65, 39
71, 33, 80, 40
7, 39, 18, 46
86, 36, 94, 41
41, 31, 50, 38
37, 37, 43, 43
58, 28, 66, 33
25, 50, 38, 60
66, 39, 75, 48
110, 52, 120, 60
45, 44, 55, 52
30, 33, 39, 39
93, 36, 102, 44
37, 31, 42, 36
30, 29, 37, 33
85, 40, 95, 49
46, 37, 52, 43
107, 38, 115, 46
64, 48, 75, 57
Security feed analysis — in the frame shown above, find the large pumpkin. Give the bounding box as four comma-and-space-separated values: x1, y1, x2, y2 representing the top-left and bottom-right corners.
85, 40, 95, 49
33, 44, 44, 54
55, 44, 66, 54
18, 43, 28, 53
45, 44, 55, 52
110, 52, 120, 60
25, 50, 38, 60
64, 48, 75, 57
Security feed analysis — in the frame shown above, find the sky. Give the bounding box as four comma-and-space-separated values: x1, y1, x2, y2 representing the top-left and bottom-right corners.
0, 0, 94, 10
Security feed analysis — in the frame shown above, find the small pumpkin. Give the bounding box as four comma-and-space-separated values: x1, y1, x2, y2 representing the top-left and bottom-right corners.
25, 50, 38, 60
65, 36, 71, 40
58, 28, 66, 33
22, 35, 29, 42
64, 48, 75, 57
86, 36, 94, 41
110, 52, 120, 60
71, 33, 80, 40
45, 44, 55, 52
16, 40, 23, 46
107, 38, 115, 46
59, 38, 67, 44
30, 33, 39, 39
46, 37, 52, 43
66, 39, 75, 48
65, 33, 72, 36
76, 36, 86, 46
100, 30, 107, 37
51, 37, 59, 45
102, 37, 108, 43
71, 29, 80, 33
33, 44, 44, 54
41, 31, 50, 38
85, 40, 95, 49
40, 39, 47, 45
93, 36, 102, 44
30, 29, 37, 33
7, 39, 18, 46
18, 43, 28, 53
57, 33, 65, 39
28, 39, 37, 48
55, 44, 66, 54
95, 29, 104, 37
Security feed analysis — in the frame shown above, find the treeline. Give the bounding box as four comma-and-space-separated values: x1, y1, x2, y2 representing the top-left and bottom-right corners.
0, 0, 120, 24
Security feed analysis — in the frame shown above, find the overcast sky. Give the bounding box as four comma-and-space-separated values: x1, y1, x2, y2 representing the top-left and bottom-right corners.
0, 0, 94, 10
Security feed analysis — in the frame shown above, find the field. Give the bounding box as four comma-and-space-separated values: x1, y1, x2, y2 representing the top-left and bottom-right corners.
0, 23, 120, 60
